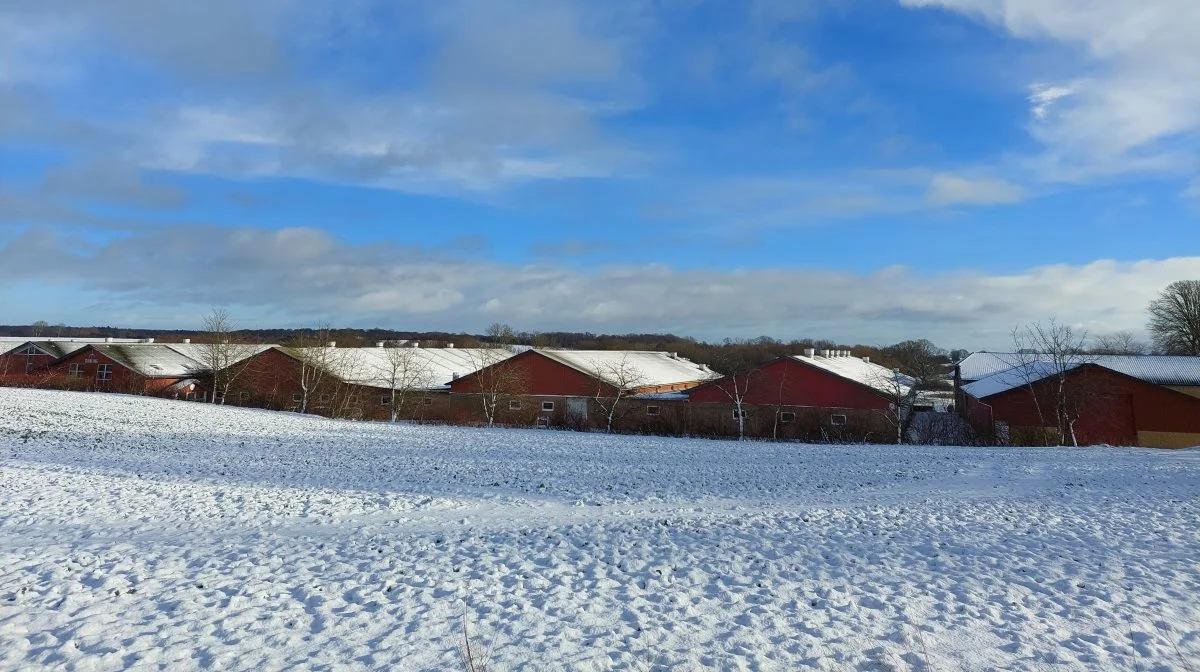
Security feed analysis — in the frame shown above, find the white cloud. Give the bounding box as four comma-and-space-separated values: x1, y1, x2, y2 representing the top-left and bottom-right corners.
901, 0, 1200, 180
1, 224, 1191, 348
926, 173, 1026, 206
1185, 177, 1200, 199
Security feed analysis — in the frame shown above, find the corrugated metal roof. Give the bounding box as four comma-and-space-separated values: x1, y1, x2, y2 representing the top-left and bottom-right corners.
534, 349, 722, 390
1, 338, 144, 356
959, 352, 1200, 386
788, 353, 918, 397
91, 344, 206, 378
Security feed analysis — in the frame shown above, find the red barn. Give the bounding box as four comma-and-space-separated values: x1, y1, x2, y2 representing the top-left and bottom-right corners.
687, 350, 918, 441
961, 362, 1200, 448
0, 339, 146, 386
48, 344, 207, 397
448, 349, 720, 429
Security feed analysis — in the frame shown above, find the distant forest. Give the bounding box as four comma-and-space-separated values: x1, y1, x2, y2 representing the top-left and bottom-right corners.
0, 322, 963, 387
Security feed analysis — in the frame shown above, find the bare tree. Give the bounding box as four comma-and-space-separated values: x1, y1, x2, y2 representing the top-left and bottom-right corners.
868, 367, 920, 444
1148, 280, 1200, 355
1089, 330, 1147, 355
590, 355, 647, 433
30, 321, 48, 337
462, 337, 525, 428
377, 346, 435, 422
199, 308, 261, 404
711, 345, 758, 441
290, 325, 339, 414
1011, 319, 1093, 446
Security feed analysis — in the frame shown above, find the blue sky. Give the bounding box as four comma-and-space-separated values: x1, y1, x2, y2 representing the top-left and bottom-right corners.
1, 0, 1197, 348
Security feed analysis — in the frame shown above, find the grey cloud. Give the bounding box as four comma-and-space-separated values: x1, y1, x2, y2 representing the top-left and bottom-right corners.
3, 224, 1195, 348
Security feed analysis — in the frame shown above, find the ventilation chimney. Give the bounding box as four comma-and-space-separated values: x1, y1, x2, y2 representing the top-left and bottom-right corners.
670, 352, 678, 359
447, 343, 455, 348
451, 372, 460, 380
182, 338, 191, 344
376, 341, 386, 348
862, 356, 870, 363
142, 337, 155, 344
803, 348, 815, 357
104, 337, 114, 343
412, 342, 420, 348
327, 341, 336, 348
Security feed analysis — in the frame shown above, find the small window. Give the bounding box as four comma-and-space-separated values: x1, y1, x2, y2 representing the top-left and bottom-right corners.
646, 406, 661, 417
731, 409, 746, 419
830, 414, 847, 426
17, 345, 40, 355
509, 400, 522, 411
536, 417, 549, 428
239, 391, 250, 401
292, 392, 303, 403
68, 363, 84, 377
541, 401, 555, 412
423, 397, 433, 405
319, 394, 331, 403
778, 411, 796, 424
96, 364, 112, 381
380, 395, 390, 406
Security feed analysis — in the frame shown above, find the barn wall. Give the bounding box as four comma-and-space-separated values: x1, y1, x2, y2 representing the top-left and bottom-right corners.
688, 358, 890, 411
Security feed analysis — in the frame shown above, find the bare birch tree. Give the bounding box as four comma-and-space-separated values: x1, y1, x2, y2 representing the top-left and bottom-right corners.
462, 342, 524, 428
199, 308, 261, 404
868, 367, 920, 444
590, 355, 647, 433
1089, 330, 1147, 355
290, 325, 339, 415
378, 346, 435, 422
1011, 319, 1093, 446
711, 345, 757, 441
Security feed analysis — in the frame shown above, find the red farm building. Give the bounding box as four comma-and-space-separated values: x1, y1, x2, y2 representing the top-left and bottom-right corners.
960, 360, 1200, 448
687, 349, 919, 442
48, 343, 208, 398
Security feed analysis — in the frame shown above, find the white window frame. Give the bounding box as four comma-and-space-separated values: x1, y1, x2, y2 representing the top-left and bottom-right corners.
509, 400, 522, 411
68, 363, 84, 378
646, 405, 661, 417
731, 409, 746, 419
96, 364, 112, 381
380, 395, 391, 406
778, 411, 796, 424
541, 401, 555, 412
830, 414, 847, 426
423, 397, 433, 405
318, 393, 332, 403
292, 392, 304, 403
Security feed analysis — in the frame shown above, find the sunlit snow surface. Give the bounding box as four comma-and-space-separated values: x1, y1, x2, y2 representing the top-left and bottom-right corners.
1, 388, 1197, 670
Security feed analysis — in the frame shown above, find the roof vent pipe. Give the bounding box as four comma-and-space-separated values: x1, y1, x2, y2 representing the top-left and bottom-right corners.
803, 348, 815, 357
182, 338, 191, 344
862, 356, 870, 363
412, 342, 420, 348
327, 341, 336, 347
104, 337, 114, 343
447, 343, 455, 348
143, 338, 155, 344
376, 341, 385, 348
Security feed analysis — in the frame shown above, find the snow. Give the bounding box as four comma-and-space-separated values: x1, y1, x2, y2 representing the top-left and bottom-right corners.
961, 361, 1085, 399
791, 353, 918, 396
2, 388, 1198, 671
959, 352, 1200, 386
285, 347, 517, 390
536, 350, 720, 389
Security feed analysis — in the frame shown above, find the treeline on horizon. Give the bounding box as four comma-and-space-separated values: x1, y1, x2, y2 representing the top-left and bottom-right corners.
0, 322, 964, 386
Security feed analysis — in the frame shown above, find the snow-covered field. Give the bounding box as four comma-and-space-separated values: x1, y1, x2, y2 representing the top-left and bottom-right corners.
1, 389, 1198, 671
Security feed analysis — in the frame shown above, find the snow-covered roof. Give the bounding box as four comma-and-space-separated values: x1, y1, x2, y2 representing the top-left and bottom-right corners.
958, 352, 1200, 386
1, 337, 145, 356
90, 344, 207, 378
164, 343, 274, 366
961, 361, 1085, 399
534, 349, 722, 390
789, 353, 918, 397
281, 347, 518, 390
